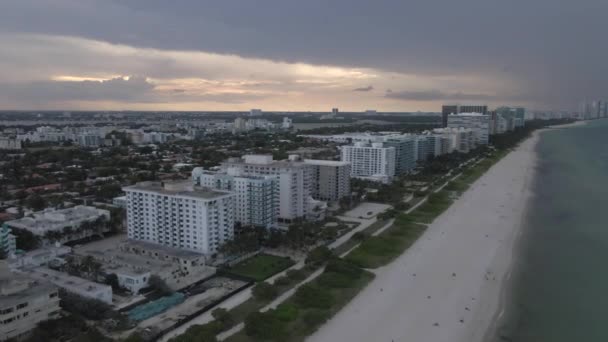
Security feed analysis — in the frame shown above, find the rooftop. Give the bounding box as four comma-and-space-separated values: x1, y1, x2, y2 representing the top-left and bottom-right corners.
123, 180, 232, 200
0, 271, 57, 307
303, 159, 350, 167
17, 267, 110, 296
222, 155, 308, 169
5, 205, 109, 234
122, 239, 205, 260
449, 112, 488, 116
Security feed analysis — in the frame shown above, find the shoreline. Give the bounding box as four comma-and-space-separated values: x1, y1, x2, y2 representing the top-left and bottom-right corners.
306, 132, 546, 342
476, 130, 542, 342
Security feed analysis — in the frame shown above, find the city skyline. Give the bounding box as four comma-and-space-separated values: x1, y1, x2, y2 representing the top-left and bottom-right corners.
0, 1, 606, 112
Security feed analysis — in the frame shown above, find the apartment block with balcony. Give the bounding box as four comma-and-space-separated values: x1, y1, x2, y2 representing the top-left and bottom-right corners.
340, 142, 396, 184
447, 113, 490, 146
219, 155, 325, 223
123, 180, 235, 255
303, 159, 351, 202
192, 168, 279, 229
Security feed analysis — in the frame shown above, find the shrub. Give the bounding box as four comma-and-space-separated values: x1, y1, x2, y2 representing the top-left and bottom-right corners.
169, 321, 221, 342
302, 309, 330, 327
252, 282, 278, 301
294, 284, 333, 309
274, 303, 299, 322
317, 272, 353, 288
244, 311, 286, 341
211, 308, 234, 330
274, 275, 291, 287
286, 269, 306, 281
148, 275, 172, 296
305, 246, 333, 266
351, 232, 368, 241
325, 258, 363, 279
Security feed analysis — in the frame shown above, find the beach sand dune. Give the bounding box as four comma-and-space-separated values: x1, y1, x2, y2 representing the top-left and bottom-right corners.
307, 134, 540, 342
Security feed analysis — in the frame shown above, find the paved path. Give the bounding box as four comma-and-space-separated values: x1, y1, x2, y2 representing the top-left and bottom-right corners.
328, 216, 377, 249
217, 267, 326, 341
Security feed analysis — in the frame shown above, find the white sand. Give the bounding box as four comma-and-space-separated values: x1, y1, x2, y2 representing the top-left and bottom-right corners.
307, 134, 541, 342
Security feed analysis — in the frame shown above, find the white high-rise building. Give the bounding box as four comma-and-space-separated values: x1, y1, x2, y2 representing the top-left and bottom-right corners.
192, 168, 279, 229
123, 180, 235, 255
282, 117, 293, 129
447, 113, 490, 146
233, 117, 247, 132
249, 109, 262, 117
433, 128, 475, 154
303, 160, 351, 202
0, 138, 22, 150
340, 142, 396, 183
220, 155, 326, 223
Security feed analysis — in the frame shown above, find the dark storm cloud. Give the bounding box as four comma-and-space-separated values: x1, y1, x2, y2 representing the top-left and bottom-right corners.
353, 85, 373, 92
386, 89, 538, 103
386, 90, 495, 101
0, 0, 607, 108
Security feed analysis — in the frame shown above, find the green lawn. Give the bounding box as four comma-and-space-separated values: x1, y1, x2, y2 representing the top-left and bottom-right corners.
227, 254, 295, 281
406, 191, 453, 224
330, 219, 390, 257
345, 216, 427, 268
226, 259, 375, 342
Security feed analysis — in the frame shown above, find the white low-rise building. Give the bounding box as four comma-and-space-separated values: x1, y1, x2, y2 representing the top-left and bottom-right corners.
0, 262, 60, 341
4, 206, 110, 245
106, 266, 150, 294
8, 245, 71, 270
0, 138, 22, 150
17, 267, 112, 304
112, 196, 127, 208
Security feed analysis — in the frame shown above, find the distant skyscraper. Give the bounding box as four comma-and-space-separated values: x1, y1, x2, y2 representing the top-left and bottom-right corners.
249, 109, 262, 117
441, 105, 459, 127
459, 105, 488, 114
447, 113, 490, 145
332, 108, 339, 115
442, 105, 488, 128
341, 142, 396, 184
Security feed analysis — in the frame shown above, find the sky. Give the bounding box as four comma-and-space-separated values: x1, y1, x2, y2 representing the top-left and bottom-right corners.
0, 0, 606, 112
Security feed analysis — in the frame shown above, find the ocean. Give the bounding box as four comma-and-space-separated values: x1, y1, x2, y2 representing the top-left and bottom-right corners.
496, 119, 608, 341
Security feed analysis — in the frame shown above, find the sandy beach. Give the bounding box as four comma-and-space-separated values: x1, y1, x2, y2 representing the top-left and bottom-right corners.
307, 132, 542, 342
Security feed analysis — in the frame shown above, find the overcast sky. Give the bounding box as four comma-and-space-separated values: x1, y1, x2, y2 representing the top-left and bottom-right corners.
0, 0, 605, 111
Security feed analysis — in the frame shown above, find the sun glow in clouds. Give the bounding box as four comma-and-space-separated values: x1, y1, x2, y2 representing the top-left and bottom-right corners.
0, 32, 519, 111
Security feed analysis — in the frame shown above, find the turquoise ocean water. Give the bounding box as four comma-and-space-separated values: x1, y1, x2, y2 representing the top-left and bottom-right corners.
496, 119, 608, 341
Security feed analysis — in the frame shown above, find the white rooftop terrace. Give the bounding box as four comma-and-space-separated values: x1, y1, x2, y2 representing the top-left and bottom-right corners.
5, 206, 110, 236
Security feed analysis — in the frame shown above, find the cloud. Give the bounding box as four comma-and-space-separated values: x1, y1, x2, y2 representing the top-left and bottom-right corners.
0, 76, 154, 103
0, 0, 601, 109
0, 30, 554, 110
385, 89, 496, 102
353, 85, 373, 92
